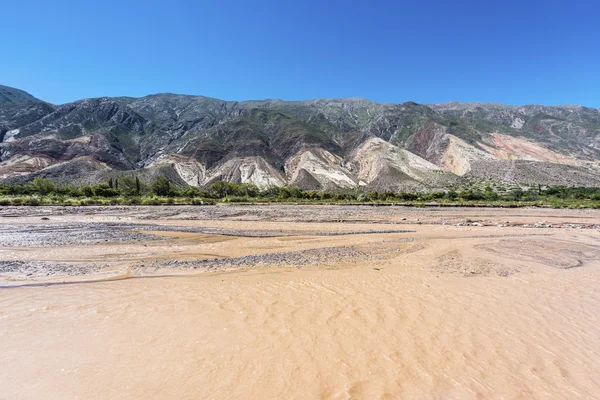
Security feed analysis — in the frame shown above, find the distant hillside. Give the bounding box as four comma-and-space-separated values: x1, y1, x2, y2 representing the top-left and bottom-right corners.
0, 85, 44, 105
1, 84, 599, 189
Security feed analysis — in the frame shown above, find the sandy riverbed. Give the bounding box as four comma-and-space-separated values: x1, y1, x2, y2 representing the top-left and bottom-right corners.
1, 205, 599, 399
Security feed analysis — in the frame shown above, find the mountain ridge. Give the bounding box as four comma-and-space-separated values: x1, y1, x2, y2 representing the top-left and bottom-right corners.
1, 84, 599, 190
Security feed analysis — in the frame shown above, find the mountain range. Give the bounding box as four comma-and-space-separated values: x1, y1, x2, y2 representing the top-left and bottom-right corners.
1, 84, 600, 191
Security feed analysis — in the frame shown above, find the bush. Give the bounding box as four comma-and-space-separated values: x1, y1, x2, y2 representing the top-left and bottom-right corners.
278, 187, 291, 199
181, 187, 208, 198
150, 176, 172, 196
397, 192, 418, 201
445, 190, 458, 201
459, 190, 484, 201
224, 196, 249, 203
32, 178, 56, 195
333, 193, 346, 201
291, 187, 305, 199
210, 181, 249, 198
356, 193, 369, 202
142, 197, 163, 205
81, 186, 95, 197
93, 184, 119, 197
241, 183, 260, 197
483, 188, 499, 201
24, 197, 42, 206
508, 188, 524, 201
120, 176, 144, 196
260, 185, 280, 198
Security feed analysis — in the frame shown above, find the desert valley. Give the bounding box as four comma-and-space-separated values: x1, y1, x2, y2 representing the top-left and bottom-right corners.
1, 204, 599, 399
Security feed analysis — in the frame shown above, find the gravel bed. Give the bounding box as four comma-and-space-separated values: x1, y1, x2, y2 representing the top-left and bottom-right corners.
0, 220, 414, 247
0, 223, 161, 247
0, 260, 105, 278
141, 245, 389, 271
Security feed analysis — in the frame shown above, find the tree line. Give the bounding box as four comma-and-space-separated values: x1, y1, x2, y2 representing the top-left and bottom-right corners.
1, 177, 600, 205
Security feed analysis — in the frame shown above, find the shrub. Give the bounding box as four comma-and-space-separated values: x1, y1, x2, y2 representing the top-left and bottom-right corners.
25, 197, 42, 206
241, 183, 260, 197
32, 178, 56, 195
210, 181, 230, 198
356, 193, 369, 202
445, 190, 458, 201
397, 192, 418, 201
120, 176, 144, 196
483, 188, 499, 201
181, 187, 208, 198
260, 185, 280, 198
81, 186, 95, 197
508, 188, 524, 201
333, 193, 346, 201
150, 176, 172, 196
459, 190, 484, 201
290, 187, 305, 199
224, 196, 249, 203
142, 197, 163, 205
93, 184, 119, 197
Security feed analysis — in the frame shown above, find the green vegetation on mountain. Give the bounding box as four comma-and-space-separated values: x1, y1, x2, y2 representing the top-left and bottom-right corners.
1, 85, 599, 191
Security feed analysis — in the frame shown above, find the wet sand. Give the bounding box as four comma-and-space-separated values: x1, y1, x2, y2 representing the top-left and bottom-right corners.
1, 205, 600, 399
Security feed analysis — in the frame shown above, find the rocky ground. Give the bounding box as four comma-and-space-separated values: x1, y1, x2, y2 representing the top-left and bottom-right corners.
1, 205, 599, 284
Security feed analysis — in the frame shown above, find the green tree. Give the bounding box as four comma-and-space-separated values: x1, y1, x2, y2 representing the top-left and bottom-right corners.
445, 190, 458, 201
508, 188, 524, 201
210, 181, 230, 198
150, 176, 172, 196
32, 178, 56, 195
367, 191, 379, 201
260, 185, 280, 198
93, 184, 119, 197
81, 186, 94, 197
279, 187, 291, 199
240, 183, 259, 197
120, 176, 142, 196
291, 187, 305, 199
483, 186, 499, 201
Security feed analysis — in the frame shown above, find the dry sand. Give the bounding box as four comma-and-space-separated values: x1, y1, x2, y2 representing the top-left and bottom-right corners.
1, 205, 600, 399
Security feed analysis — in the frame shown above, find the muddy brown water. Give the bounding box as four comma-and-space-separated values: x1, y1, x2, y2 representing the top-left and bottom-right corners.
1, 206, 600, 399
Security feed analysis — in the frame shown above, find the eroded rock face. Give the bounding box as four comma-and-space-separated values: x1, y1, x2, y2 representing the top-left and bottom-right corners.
1, 84, 599, 188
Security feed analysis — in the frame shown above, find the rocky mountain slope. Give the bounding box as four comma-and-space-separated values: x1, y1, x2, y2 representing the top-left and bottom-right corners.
1, 84, 599, 190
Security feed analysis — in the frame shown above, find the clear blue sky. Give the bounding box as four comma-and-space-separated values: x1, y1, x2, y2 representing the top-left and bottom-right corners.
2, 0, 599, 106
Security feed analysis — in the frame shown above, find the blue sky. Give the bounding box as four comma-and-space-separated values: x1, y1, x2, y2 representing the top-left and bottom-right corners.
2, 0, 599, 106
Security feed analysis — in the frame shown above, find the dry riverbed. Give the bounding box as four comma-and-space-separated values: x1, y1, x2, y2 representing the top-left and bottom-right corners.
1, 205, 600, 399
